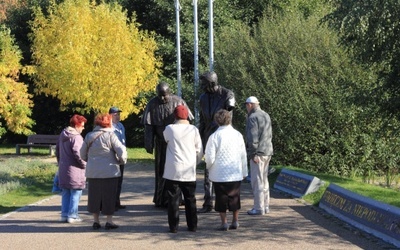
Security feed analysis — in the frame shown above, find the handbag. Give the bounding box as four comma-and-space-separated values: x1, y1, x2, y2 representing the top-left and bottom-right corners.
51, 172, 62, 193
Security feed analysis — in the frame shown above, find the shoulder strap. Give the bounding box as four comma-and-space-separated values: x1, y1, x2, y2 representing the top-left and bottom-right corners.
108, 131, 118, 152
87, 131, 105, 149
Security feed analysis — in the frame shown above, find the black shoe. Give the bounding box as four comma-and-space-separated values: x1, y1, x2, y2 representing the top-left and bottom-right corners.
92, 222, 101, 230
229, 221, 239, 230
116, 204, 126, 209
169, 228, 177, 233
105, 222, 119, 230
188, 227, 197, 232
197, 207, 212, 213
218, 223, 229, 231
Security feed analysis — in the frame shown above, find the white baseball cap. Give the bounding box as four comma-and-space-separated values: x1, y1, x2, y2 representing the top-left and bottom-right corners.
245, 96, 259, 104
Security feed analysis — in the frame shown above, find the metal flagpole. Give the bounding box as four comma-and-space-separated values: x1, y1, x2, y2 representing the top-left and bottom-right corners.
208, 0, 214, 71
193, 0, 199, 125
175, 0, 182, 97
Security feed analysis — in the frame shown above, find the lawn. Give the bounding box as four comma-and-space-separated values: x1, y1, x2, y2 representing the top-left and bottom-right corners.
269, 165, 400, 208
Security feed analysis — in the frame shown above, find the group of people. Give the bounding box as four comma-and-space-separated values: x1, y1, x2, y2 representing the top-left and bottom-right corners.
55, 70, 273, 233
56, 108, 127, 230
141, 71, 274, 233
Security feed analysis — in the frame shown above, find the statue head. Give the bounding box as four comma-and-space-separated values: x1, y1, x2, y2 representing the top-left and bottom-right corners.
156, 82, 171, 104
200, 71, 219, 93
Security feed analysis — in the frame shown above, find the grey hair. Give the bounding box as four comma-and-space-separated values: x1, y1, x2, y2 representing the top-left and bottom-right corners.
214, 109, 231, 126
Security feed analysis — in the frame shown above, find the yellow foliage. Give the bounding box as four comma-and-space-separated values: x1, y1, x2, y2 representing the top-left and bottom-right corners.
30, 0, 161, 119
0, 77, 34, 134
0, 26, 34, 135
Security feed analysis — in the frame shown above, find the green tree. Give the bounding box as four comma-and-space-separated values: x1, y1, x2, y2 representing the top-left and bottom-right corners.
29, 0, 161, 118
214, 2, 400, 179
116, 0, 327, 107
118, 0, 274, 99
324, 0, 400, 116
0, 25, 34, 137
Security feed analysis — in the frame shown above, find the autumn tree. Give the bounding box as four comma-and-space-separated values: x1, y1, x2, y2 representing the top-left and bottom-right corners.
29, 0, 161, 118
0, 25, 34, 137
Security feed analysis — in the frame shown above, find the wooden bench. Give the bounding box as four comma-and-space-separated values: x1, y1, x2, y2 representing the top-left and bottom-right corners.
16, 134, 59, 156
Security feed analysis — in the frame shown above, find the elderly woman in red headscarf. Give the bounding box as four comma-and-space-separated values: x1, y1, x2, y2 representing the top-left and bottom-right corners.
80, 113, 127, 230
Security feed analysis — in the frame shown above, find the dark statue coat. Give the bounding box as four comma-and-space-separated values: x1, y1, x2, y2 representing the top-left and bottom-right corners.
198, 86, 235, 147
141, 94, 193, 207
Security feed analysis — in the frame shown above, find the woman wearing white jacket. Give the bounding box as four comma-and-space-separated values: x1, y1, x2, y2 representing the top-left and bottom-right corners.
163, 105, 203, 233
205, 109, 248, 231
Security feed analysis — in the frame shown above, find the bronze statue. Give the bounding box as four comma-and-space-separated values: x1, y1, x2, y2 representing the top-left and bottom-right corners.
198, 71, 235, 213
141, 82, 193, 207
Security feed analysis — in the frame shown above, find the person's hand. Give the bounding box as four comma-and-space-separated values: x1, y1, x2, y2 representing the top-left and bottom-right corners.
253, 155, 259, 164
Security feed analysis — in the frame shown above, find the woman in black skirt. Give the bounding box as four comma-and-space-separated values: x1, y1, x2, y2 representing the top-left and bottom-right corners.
80, 113, 127, 230
204, 109, 248, 231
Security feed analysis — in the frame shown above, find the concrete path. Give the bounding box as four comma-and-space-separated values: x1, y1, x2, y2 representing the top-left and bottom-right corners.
0, 162, 396, 249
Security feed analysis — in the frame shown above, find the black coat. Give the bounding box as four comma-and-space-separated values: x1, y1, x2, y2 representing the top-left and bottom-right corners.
198, 86, 235, 148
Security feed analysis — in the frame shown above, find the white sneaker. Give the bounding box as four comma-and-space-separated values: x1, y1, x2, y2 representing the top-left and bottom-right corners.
67, 217, 82, 223
247, 208, 265, 215
265, 207, 270, 214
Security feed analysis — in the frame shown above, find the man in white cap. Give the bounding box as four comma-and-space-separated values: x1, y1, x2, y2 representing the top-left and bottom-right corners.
245, 96, 273, 215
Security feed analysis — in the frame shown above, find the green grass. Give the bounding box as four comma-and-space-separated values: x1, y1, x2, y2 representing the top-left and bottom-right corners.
0, 144, 154, 160
0, 182, 54, 212
127, 147, 154, 162
271, 165, 400, 208
0, 144, 399, 215
0, 155, 58, 214
1, 144, 55, 156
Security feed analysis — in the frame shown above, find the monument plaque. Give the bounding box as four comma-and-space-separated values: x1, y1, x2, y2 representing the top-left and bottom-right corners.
319, 183, 400, 248
273, 168, 323, 197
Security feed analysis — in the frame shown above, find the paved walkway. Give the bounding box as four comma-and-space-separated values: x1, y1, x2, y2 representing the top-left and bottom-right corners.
0, 162, 396, 249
